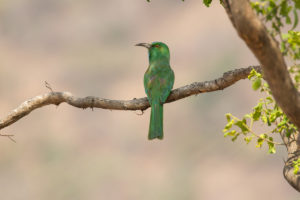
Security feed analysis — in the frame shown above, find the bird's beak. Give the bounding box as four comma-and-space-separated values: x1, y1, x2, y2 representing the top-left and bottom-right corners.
135, 43, 151, 49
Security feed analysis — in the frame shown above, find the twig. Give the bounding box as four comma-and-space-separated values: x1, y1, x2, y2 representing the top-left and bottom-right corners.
0, 134, 16, 143
45, 81, 54, 93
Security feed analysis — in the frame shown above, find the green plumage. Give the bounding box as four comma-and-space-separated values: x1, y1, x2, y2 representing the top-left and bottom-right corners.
137, 42, 174, 140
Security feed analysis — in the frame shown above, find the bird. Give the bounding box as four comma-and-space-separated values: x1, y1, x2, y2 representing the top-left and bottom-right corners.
136, 42, 175, 140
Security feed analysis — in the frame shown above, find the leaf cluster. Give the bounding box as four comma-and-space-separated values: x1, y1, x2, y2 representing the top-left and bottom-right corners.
223, 69, 298, 154
251, 0, 299, 30
251, 0, 300, 60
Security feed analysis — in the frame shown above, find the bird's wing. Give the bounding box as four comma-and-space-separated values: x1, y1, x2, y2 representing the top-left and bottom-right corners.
144, 67, 154, 104
159, 68, 175, 103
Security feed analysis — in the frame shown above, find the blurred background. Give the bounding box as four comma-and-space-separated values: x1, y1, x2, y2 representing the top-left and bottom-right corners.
0, 0, 298, 199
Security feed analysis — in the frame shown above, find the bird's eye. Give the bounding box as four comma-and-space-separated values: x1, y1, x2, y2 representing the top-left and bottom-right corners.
154, 44, 160, 48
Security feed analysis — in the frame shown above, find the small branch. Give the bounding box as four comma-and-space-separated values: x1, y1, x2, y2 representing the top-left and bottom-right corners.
0, 66, 261, 131
45, 81, 54, 93
0, 134, 16, 143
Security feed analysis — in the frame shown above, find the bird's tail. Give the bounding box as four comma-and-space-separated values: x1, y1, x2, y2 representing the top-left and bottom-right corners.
148, 101, 163, 140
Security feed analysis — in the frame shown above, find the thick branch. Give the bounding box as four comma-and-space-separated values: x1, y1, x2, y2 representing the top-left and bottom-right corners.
0, 66, 260, 130
222, 0, 300, 192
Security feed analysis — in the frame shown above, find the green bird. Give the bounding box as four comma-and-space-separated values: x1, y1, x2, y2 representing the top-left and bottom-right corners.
136, 42, 175, 140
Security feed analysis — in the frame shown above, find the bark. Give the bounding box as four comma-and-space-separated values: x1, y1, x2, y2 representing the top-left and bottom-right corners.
222, 0, 300, 192
0, 66, 260, 130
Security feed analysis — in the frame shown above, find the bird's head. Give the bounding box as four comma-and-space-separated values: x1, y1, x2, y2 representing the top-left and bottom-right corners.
136, 42, 170, 64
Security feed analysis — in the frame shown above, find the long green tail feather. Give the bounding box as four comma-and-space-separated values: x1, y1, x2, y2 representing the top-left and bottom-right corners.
148, 101, 163, 140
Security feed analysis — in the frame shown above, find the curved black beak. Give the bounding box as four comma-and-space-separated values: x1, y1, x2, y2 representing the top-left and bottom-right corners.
135, 43, 151, 49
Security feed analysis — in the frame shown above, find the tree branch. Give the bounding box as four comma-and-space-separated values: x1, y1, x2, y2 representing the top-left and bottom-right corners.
222, 0, 300, 192
0, 66, 260, 131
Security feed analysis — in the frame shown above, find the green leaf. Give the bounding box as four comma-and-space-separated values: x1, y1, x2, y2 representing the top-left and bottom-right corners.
293, 0, 300, 9
280, 1, 289, 17
203, 0, 212, 7
225, 113, 231, 122
248, 69, 257, 79
262, 115, 271, 126
277, 118, 287, 127
268, 147, 276, 154
286, 15, 292, 24
231, 133, 240, 142
244, 114, 252, 119
224, 130, 236, 137
267, 116, 271, 126
234, 120, 248, 133
269, 0, 277, 10
294, 165, 299, 174
266, 96, 274, 104
256, 138, 264, 148
252, 78, 262, 90
252, 102, 263, 121
272, 22, 280, 32
267, 137, 276, 154
261, 115, 267, 124
263, 82, 269, 88
293, 159, 300, 174
244, 136, 252, 144
261, 133, 268, 139
286, 128, 293, 138
223, 119, 234, 132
